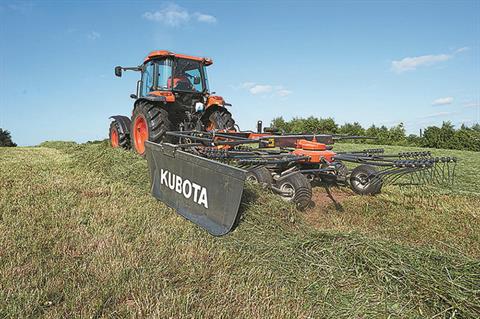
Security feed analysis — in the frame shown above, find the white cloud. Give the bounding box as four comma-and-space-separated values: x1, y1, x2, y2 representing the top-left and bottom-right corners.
249, 85, 273, 95
237, 82, 292, 97
87, 31, 101, 40
392, 54, 451, 73
194, 12, 217, 23
277, 89, 292, 97
455, 46, 469, 53
143, 4, 189, 26
240, 82, 256, 89
143, 4, 216, 27
391, 46, 469, 73
432, 97, 453, 106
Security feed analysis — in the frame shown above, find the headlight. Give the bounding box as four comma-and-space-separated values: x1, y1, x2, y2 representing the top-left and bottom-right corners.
195, 102, 205, 112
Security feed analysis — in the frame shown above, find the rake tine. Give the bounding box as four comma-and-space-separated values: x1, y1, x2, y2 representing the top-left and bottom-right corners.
431, 160, 442, 184
441, 160, 448, 185
451, 161, 457, 186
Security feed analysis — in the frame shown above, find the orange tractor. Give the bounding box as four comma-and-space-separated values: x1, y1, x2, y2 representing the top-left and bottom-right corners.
110, 50, 235, 156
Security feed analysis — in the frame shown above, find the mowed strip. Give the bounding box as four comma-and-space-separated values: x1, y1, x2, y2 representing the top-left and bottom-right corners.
0, 144, 479, 318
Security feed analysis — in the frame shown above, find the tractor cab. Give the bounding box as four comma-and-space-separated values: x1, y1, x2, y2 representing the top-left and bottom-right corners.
111, 51, 235, 156
140, 51, 211, 97
115, 50, 212, 101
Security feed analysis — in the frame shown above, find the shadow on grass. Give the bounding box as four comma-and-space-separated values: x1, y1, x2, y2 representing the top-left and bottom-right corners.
309, 180, 347, 212
233, 184, 260, 231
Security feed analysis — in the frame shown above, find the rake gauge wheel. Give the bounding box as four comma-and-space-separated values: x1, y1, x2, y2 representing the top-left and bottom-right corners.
109, 120, 130, 149
276, 172, 312, 210
349, 165, 383, 195
246, 166, 273, 186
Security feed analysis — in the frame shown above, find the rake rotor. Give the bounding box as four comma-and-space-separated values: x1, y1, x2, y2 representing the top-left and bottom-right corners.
334, 149, 457, 189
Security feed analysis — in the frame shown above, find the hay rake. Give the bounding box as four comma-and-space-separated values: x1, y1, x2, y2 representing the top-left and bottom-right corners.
144, 130, 457, 235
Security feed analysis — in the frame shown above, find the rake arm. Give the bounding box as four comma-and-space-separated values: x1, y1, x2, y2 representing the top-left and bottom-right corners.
334, 150, 457, 187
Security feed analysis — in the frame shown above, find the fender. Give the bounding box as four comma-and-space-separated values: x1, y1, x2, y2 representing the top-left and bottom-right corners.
134, 96, 166, 107
206, 95, 225, 108
109, 115, 132, 135
133, 92, 175, 110
147, 91, 175, 103
203, 95, 230, 123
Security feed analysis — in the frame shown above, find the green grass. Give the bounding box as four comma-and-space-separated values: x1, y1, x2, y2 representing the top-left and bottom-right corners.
0, 142, 479, 318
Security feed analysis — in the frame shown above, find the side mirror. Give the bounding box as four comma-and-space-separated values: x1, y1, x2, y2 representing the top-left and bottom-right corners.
130, 94, 138, 99
114, 66, 122, 77
193, 76, 201, 85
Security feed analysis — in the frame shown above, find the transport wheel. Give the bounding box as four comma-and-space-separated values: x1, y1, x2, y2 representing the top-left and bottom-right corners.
206, 108, 236, 130
276, 172, 312, 210
109, 120, 130, 149
349, 165, 383, 195
131, 102, 173, 156
246, 166, 273, 186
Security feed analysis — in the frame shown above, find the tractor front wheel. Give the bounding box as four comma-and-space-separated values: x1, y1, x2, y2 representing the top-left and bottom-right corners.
206, 108, 236, 131
131, 102, 173, 156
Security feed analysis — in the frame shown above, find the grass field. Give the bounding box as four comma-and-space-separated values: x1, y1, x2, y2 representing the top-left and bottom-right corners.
0, 141, 479, 318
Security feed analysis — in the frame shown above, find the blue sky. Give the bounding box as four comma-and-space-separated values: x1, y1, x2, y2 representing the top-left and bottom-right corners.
0, 0, 479, 146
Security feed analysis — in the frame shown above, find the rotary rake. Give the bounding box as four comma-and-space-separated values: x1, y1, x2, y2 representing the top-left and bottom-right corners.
334, 149, 457, 192
144, 129, 457, 235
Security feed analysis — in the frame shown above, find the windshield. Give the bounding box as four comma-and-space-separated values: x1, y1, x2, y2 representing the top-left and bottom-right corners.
171, 59, 204, 92
142, 58, 206, 94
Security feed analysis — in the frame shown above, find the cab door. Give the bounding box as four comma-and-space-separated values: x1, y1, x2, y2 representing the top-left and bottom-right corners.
140, 61, 155, 97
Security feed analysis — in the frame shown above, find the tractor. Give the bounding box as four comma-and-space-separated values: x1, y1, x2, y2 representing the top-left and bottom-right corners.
110, 50, 235, 156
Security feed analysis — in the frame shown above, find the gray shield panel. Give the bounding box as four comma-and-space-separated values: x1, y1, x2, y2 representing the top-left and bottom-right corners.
145, 141, 247, 236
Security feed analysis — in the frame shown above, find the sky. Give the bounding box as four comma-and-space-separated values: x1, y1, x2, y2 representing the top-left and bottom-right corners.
0, 0, 479, 146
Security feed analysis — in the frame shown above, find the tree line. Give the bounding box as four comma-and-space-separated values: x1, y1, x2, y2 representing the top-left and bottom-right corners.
0, 129, 17, 147
270, 117, 480, 151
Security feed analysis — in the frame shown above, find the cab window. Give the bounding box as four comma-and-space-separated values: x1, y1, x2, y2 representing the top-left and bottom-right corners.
141, 62, 154, 96
156, 59, 173, 90
185, 68, 202, 92
173, 59, 203, 92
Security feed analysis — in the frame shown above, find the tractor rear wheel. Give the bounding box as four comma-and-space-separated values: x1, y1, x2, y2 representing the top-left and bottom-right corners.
206, 108, 236, 130
109, 120, 130, 149
131, 102, 173, 156
349, 165, 383, 195
275, 172, 312, 210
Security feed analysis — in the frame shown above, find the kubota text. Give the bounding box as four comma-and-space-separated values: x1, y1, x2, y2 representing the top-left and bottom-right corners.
160, 169, 209, 209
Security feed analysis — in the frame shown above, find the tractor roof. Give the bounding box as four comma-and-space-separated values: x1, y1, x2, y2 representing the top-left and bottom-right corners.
144, 50, 213, 66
